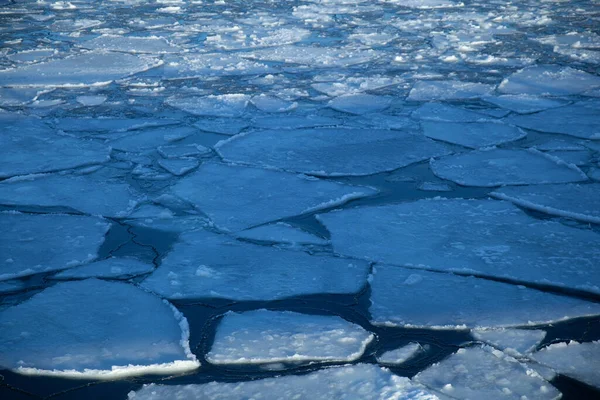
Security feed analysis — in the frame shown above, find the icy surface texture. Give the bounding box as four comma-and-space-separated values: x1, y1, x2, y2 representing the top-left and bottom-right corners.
207, 309, 374, 364
472, 329, 546, 357
236, 222, 328, 245
498, 66, 600, 96
421, 121, 525, 148
128, 364, 439, 400
0, 279, 199, 378
318, 199, 600, 294
0, 213, 110, 281
50, 257, 154, 280
141, 230, 369, 301
377, 343, 424, 365
532, 341, 600, 389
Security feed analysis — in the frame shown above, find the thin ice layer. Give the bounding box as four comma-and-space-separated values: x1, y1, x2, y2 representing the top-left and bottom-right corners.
207, 309, 373, 364
498, 65, 600, 96
79, 35, 179, 54
109, 126, 196, 152
483, 94, 567, 114
411, 102, 491, 122
421, 121, 525, 148
166, 94, 250, 117
216, 129, 451, 177
128, 364, 439, 400
50, 257, 154, 280
532, 341, 600, 389
472, 329, 546, 357
407, 80, 494, 101
0, 173, 141, 217
0, 279, 199, 378
140, 230, 369, 301
0, 51, 160, 87
414, 347, 560, 399
377, 343, 423, 365
491, 183, 600, 224
505, 101, 600, 139
0, 213, 110, 281
327, 94, 392, 115
171, 162, 377, 231
318, 199, 600, 294
430, 148, 587, 187
236, 222, 328, 245
368, 265, 600, 329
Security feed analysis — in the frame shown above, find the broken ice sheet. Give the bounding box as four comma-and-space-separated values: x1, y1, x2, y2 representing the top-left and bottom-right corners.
0, 87, 43, 106
241, 45, 380, 68
491, 183, 600, 224
216, 128, 451, 177
327, 94, 392, 115
166, 94, 250, 117
128, 364, 439, 400
421, 121, 526, 149
532, 341, 600, 389
193, 118, 249, 135
471, 329, 546, 357
0, 173, 142, 218
158, 158, 199, 176
430, 148, 587, 187
368, 265, 600, 329
206, 309, 373, 365
162, 53, 274, 79
414, 346, 560, 399
0, 51, 161, 87
53, 117, 179, 135
171, 162, 377, 231
109, 126, 196, 152
482, 94, 568, 114
377, 343, 423, 366
250, 95, 297, 113
407, 80, 494, 101
0, 212, 110, 281
50, 257, 154, 280
76, 95, 107, 106
251, 115, 340, 130
317, 199, 600, 295
79, 35, 180, 54
411, 102, 492, 122
158, 143, 210, 158
236, 222, 328, 245
498, 65, 600, 96
140, 229, 369, 301
0, 279, 199, 378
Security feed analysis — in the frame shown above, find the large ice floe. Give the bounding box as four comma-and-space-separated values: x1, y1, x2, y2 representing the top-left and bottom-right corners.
318, 199, 600, 294
0, 212, 110, 281
0, 279, 199, 378
216, 129, 451, 177
531, 341, 600, 389
498, 66, 600, 96
170, 162, 377, 231
140, 230, 369, 300
367, 265, 600, 329
206, 309, 373, 364
128, 364, 440, 400
421, 121, 526, 148
430, 148, 587, 186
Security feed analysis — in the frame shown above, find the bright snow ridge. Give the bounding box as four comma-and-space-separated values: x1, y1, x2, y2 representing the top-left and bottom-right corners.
0, 279, 199, 379
206, 309, 373, 364
140, 230, 369, 301
317, 199, 600, 295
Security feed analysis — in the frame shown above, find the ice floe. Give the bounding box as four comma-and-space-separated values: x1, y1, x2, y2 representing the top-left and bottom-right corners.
318, 199, 600, 294
1, 212, 110, 281
407, 80, 494, 101
79, 35, 179, 54
411, 102, 491, 122
0, 279, 199, 378
421, 121, 525, 148
532, 341, 600, 389
236, 222, 328, 245
166, 94, 250, 117
109, 126, 196, 152
498, 66, 600, 96
158, 158, 199, 176
140, 229, 369, 300
377, 343, 424, 366
472, 329, 546, 357
158, 143, 210, 158
206, 309, 373, 364
327, 94, 392, 115
482, 94, 568, 114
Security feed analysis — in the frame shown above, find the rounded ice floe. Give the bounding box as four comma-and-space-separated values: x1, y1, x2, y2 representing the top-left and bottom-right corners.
421, 121, 526, 149
0, 173, 142, 218
498, 65, 600, 96
532, 340, 600, 389
417, 181, 452, 192
109, 126, 197, 152
241, 45, 380, 68
50, 257, 154, 280
250, 95, 297, 113
1, 212, 110, 281
206, 309, 374, 364
471, 329, 546, 357
236, 222, 328, 245
78, 35, 179, 54
317, 199, 600, 295
377, 343, 423, 365
367, 265, 600, 329
414, 346, 560, 399
76, 95, 107, 106
140, 230, 369, 301
162, 54, 274, 80
166, 94, 250, 117
170, 162, 377, 231
430, 148, 587, 187
407, 80, 494, 101
505, 101, 600, 139
327, 94, 392, 115
385, 0, 463, 9
0, 279, 199, 378
128, 364, 439, 400
216, 128, 451, 177
482, 94, 568, 114
411, 102, 492, 122
491, 183, 600, 224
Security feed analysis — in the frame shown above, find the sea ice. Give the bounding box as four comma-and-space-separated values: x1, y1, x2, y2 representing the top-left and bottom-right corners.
491, 183, 600, 224
421, 121, 525, 148
158, 143, 210, 159
236, 222, 328, 245
242, 45, 380, 68
430, 148, 587, 187
1, 212, 110, 281
162, 54, 273, 79
0, 279, 199, 378
170, 162, 377, 231
472, 329, 546, 357
109, 126, 196, 152
532, 341, 600, 389
411, 102, 491, 122
498, 65, 600, 96
166, 94, 250, 117
327, 94, 392, 115
482, 94, 567, 114
377, 343, 423, 365
251, 115, 340, 130
50, 257, 154, 280
158, 158, 199, 176
318, 199, 600, 294
216, 128, 452, 177
407, 80, 494, 101
128, 364, 439, 400
53, 117, 179, 134
79, 35, 179, 54
414, 347, 560, 399
251, 95, 297, 113
206, 309, 373, 364
140, 229, 369, 301
194, 118, 249, 135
